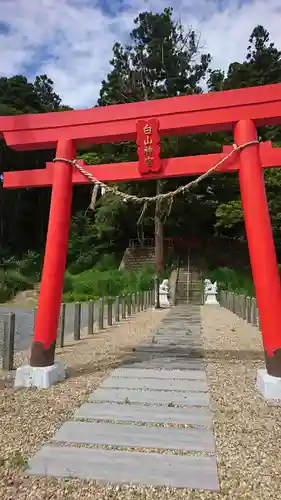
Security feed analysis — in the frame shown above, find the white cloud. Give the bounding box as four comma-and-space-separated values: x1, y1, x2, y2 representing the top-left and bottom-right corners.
1, 0, 281, 108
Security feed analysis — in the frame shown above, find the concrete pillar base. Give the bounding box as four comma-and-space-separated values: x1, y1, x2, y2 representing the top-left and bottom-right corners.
14, 361, 65, 389
256, 368, 281, 401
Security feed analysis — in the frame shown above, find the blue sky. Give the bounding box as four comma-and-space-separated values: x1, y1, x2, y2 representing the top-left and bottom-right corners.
1, 0, 281, 108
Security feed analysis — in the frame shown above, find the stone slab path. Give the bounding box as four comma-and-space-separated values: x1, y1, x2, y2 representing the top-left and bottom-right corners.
27, 305, 219, 491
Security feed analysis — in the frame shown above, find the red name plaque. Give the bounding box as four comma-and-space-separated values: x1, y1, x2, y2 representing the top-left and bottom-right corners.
136, 118, 161, 174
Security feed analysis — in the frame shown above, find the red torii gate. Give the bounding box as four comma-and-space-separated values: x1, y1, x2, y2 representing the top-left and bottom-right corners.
2, 83, 281, 380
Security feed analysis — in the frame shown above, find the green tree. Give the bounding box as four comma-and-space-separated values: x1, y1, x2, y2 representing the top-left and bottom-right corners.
225, 25, 281, 90
208, 25, 281, 93
95, 7, 214, 262
0, 75, 44, 114
212, 25, 281, 245
99, 7, 211, 106
33, 74, 62, 110
0, 74, 69, 262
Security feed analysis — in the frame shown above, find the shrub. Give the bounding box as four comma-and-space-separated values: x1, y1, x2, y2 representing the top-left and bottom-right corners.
0, 250, 42, 303
0, 269, 32, 303
63, 271, 74, 293
67, 251, 119, 275
94, 253, 119, 271
207, 267, 254, 296
67, 254, 96, 275
63, 291, 99, 303
17, 251, 42, 280
63, 291, 75, 303
0, 282, 10, 303
62, 265, 157, 302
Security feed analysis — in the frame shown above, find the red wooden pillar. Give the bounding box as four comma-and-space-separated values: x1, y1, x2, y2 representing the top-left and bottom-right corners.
234, 120, 281, 376
30, 139, 75, 367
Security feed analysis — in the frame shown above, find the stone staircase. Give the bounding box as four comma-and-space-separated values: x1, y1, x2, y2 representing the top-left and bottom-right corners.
119, 243, 203, 305
119, 246, 155, 271
175, 267, 189, 304
188, 267, 203, 305
175, 266, 203, 305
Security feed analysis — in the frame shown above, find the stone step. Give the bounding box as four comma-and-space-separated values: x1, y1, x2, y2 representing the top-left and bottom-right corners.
28, 445, 219, 490
100, 375, 208, 392
134, 345, 202, 354
152, 332, 201, 347
152, 337, 201, 343
89, 387, 210, 406
155, 331, 201, 336
155, 328, 201, 334
111, 368, 207, 380
52, 420, 215, 453
154, 330, 201, 336
122, 358, 205, 370
152, 343, 202, 350
152, 342, 202, 349
156, 324, 200, 329
159, 328, 200, 333
74, 401, 212, 426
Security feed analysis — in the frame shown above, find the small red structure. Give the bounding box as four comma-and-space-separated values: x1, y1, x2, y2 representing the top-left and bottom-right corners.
2, 83, 281, 376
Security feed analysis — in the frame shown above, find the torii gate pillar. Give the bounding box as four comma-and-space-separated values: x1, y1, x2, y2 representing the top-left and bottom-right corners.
14, 139, 75, 388
30, 139, 76, 367
235, 120, 281, 380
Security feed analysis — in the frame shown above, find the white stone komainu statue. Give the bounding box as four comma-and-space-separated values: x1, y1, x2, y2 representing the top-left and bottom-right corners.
204, 279, 211, 293
159, 278, 171, 308
204, 279, 219, 305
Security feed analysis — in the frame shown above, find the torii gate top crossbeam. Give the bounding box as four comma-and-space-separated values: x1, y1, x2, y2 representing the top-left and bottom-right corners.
1, 83, 281, 151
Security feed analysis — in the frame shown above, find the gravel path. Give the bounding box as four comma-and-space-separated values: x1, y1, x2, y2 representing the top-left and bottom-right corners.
1, 305, 281, 499
201, 305, 281, 499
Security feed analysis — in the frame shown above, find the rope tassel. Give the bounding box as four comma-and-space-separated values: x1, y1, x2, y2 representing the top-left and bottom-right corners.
137, 201, 148, 226
89, 184, 100, 211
